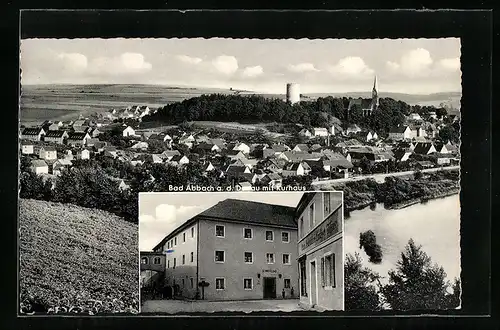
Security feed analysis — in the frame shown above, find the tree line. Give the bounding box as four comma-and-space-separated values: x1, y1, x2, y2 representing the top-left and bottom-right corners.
142, 94, 449, 136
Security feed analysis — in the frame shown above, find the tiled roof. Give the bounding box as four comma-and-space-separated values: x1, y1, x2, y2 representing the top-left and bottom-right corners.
31, 159, 48, 167
197, 199, 297, 228
67, 132, 88, 140
44, 130, 66, 138
21, 128, 42, 135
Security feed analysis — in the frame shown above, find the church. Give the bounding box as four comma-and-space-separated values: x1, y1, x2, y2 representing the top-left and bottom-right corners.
346, 76, 379, 117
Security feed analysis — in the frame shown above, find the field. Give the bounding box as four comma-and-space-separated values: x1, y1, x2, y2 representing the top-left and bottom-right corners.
19, 199, 139, 315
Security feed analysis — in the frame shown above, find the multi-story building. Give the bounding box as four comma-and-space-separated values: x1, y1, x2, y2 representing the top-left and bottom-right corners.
151, 198, 299, 301
296, 191, 343, 311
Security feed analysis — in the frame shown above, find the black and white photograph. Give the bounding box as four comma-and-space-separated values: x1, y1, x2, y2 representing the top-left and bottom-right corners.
139, 191, 344, 313
18, 35, 461, 315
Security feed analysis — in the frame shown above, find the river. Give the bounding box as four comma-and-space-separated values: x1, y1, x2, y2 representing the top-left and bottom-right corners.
344, 194, 461, 285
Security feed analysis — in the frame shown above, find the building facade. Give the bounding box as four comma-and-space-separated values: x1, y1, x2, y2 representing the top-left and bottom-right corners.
152, 198, 299, 301
296, 191, 343, 311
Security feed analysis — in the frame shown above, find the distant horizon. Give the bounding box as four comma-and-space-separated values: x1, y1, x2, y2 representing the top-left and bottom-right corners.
21, 82, 462, 97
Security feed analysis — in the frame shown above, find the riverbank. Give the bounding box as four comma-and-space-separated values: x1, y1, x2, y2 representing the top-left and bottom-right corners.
338, 169, 460, 214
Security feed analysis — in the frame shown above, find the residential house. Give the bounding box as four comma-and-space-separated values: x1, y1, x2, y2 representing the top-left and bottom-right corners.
44, 130, 68, 144
160, 150, 181, 161
408, 113, 422, 121
258, 158, 283, 173
39, 146, 57, 161
282, 162, 307, 177
89, 127, 101, 138
416, 161, 434, 169
52, 159, 73, 176
410, 126, 427, 139
321, 153, 354, 172
179, 134, 196, 148
31, 159, 49, 174
73, 120, 86, 127
413, 142, 437, 155
433, 153, 452, 166
67, 132, 91, 147
299, 128, 313, 138
195, 134, 211, 144
309, 144, 322, 152
270, 144, 290, 153
313, 127, 329, 137
103, 146, 118, 158
122, 126, 136, 137
434, 143, 450, 154
204, 162, 215, 172
72, 125, 90, 133
241, 158, 258, 169
48, 123, 61, 131
131, 141, 149, 150
77, 149, 91, 160
393, 148, 413, 162
278, 151, 323, 163
236, 181, 253, 191
210, 138, 226, 150
21, 127, 45, 141
196, 142, 220, 153
232, 142, 251, 154
240, 172, 259, 185
21, 142, 34, 155
92, 141, 107, 153
225, 164, 251, 177
64, 150, 74, 160
346, 124, 362, 135
170, 155, 190, 165
225, 150, 247, 162
293, 144, 310, 152
260, 173, 283, 189
388, 126, 413, 141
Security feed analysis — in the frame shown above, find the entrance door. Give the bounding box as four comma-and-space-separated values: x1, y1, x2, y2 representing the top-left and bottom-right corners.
310, 261, 317, 306
263, 277, 277, 299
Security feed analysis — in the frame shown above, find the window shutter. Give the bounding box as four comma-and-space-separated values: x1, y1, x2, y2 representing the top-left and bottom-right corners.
331, 253, 336, 287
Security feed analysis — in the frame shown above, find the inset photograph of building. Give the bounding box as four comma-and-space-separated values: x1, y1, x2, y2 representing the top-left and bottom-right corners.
139, 191, 344, 313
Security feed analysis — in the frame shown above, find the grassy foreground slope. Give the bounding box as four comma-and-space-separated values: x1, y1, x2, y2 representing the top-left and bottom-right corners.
19, 199, 139, 314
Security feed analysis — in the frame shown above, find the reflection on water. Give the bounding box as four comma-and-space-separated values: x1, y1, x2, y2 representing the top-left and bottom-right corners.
345, 194, 461, 284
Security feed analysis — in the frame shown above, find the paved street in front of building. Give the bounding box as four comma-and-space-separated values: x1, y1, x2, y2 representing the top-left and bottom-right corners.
141, 299, 304, 313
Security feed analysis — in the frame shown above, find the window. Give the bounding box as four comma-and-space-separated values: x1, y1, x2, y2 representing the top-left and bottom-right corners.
215, 278, 225, 290
190, 252, 194, 263
299, 217, 304, 238
284, 279, 291, 289
266, 253, 275, 264
182, 254, 185, 265
281, 231, 290, 243
153, 257, 161, 265
309, 203, 315, 228
265, 230, 274, 242
215, 250, 225, 263
183, 233, 186, 243
322, 254, 336, 288
244, 278, 253, 290
324, 192, 331, 216
182, 278, 185, 287
244, 252, 253, 264
141, 257, 148, 264
173, 258, 176, 269
299, 258, 307, 296
174, 237, 177, 246
243, 228, 253, 239
215, 225, 225, 238
166, 241, 170, 249
282, 254, 291, 265
190, 277, 194, 288
167, 259, 170, 268
191, 227, 195, 237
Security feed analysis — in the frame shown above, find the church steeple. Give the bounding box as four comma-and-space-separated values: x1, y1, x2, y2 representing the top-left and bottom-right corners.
372, 75, 379, 109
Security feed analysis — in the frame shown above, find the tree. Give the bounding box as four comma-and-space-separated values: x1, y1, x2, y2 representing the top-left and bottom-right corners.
439, 124, 460, 144
344, 253, 382, 310
381, 239, 453, 310
359, 230, 383, 264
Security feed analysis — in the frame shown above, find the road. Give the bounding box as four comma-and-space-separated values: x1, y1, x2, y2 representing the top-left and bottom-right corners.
312, 165, 460, 186
141, 298, 304, 314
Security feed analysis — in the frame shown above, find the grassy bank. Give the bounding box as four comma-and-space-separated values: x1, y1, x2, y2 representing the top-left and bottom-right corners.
19, 199, 139, 315
333, 169, 460, 214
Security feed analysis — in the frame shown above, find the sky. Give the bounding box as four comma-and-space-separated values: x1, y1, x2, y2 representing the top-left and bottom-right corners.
20, 38, 462, 94
139, 192, 305, 251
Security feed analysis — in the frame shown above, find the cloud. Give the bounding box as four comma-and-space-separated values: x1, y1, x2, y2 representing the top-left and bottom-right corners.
437, 57, 460, 71
328, 56, 374, 77
176, 55, 202, 65
88, 52, 152, 75
242, 65, 263, 78
212, 55, 238, 75
56, 52, 88, 72
287, 63, 319, 73
386, 48, 433, 77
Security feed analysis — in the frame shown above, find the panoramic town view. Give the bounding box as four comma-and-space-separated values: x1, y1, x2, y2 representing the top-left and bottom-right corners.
19, 37, 461, 314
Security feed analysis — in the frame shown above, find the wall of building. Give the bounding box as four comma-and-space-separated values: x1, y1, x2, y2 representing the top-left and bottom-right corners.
163, 223, 199, 299
198, 219, 299, 301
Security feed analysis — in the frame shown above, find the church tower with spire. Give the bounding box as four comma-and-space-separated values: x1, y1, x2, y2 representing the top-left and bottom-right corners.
371, 75, 379, 111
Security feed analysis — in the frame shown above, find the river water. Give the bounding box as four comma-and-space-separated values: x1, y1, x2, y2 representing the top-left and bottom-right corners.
344, 194, 461, 285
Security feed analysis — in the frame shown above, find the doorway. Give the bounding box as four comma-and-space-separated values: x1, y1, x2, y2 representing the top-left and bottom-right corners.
263, 277, 277, 299
310, 261, 317, 306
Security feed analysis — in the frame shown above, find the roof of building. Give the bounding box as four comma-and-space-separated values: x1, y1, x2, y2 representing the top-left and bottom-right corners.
390, 126, 411, 134
413, 142, 435, 154
21, 127, 43, 136
44, 130, 67, 138
67, 132, 89, 140
31, 159, 48, 167
294, 144, 309, 151
41, 146, 57, 152
348, 98, 373, 110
